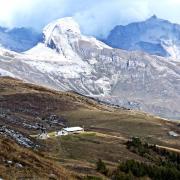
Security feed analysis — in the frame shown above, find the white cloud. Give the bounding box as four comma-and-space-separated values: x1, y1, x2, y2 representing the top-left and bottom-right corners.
74, 0, 150, 37
0, 0, 179, 38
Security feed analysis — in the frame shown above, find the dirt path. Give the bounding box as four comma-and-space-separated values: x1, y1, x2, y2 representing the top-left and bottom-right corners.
33, 130, 180, 154
89, 131, 180, 154
156, 145, 180, 153
85, 131, 129, 141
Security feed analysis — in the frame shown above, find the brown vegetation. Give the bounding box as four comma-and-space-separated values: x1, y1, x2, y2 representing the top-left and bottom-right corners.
0, 135, 73, 180
0, 77, 180, 179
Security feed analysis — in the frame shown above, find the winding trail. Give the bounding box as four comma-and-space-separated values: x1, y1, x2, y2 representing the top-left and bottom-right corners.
89, 131, 180, 154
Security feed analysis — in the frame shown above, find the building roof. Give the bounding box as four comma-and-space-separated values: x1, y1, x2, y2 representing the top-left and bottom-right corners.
63, 127, 83, 132
168, 131, 179, 137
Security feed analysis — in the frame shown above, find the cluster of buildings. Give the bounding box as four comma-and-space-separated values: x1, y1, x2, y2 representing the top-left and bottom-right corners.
38, 127, 84, 140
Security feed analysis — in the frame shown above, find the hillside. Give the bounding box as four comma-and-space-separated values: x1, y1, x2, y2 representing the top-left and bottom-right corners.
0, 77, 180, 179
0, 135, 72, 180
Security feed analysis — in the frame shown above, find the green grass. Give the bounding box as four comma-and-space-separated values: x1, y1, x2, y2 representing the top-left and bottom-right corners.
43, 133, 145, 166
59, 109, 180, 149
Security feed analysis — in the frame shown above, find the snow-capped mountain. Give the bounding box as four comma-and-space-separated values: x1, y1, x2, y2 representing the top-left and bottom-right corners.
0, 26, 42, 52
0, 17, 180, 120
105, 15, 180, 60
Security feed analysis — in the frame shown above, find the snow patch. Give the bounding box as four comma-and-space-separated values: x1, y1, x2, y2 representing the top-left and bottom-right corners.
0, 68, 15, 77
43, 17, 81, 45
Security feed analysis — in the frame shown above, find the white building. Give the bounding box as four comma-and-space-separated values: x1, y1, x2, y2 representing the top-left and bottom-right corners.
168, 131, 179, 137
57, 127, 84, 136
38, 133, 49, 139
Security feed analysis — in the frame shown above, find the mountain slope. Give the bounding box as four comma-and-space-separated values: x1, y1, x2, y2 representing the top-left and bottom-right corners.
105, 15, 180, 60
0, 26, 42, 52
0, 77, 180, 179
0, 17, 179, 120
0, 135, 72, 180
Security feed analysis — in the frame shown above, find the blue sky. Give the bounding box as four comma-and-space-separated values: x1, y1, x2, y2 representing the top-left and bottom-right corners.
0, 0, 179, 38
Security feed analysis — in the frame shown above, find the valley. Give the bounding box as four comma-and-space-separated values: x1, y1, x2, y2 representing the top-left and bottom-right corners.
0, 12, 179, 179
0, 77, 179, 179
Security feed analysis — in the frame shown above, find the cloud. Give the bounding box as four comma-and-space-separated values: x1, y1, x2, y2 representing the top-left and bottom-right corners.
0, 0, 96, 28
74, 0, 150, 37
0, 0, 179, 38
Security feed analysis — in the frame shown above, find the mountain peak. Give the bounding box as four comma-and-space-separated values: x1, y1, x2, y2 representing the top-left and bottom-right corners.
43, 17, 81, 45
52, 17, 80, 34
106, 15, 180, 59
145, 15, 161, 23
149, 14, 158, 20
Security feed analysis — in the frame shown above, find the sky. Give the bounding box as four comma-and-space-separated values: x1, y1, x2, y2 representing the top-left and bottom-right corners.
0, 0, 179, 38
